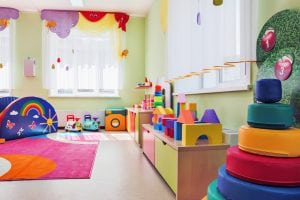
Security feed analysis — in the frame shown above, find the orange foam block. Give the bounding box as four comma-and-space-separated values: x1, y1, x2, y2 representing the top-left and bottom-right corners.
177, 110, 194, 124
182, 123, 222, 146
0, 138, 5, 144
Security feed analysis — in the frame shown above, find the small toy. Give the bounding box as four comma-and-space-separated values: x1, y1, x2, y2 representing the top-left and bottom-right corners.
65, 114, 82, 132
82, 114, 100, 131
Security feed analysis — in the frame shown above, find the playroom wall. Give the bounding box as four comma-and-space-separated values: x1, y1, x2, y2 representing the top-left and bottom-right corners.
13, 12, 146, 110
145, 0, 300, 130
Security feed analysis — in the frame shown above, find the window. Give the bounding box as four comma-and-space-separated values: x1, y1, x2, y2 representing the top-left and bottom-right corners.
0, 22, 13, 96
42, 26, 123, 97
167, 0, 255, 94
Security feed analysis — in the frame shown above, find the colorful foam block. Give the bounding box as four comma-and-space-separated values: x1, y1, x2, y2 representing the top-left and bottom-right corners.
164, 128, 174, 138
227, 146, 300, 186
207, 179, 225, 200
174, 121, 183, 140
187, 103, 197, 111
256, 78, 282, 103
161, 117, 176, 126
182, 123, 222, 146
238, 125, 300, 157
201, 109, 220, 123
176, 102, 186, 117
105, 108, 126, 131
247, 103, 294, 129
178, 110, 195, 124
165, 119, 177, 128
217, 165, 300, 200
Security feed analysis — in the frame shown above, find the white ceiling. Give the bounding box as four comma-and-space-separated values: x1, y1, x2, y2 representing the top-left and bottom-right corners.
0, 0, 155, 16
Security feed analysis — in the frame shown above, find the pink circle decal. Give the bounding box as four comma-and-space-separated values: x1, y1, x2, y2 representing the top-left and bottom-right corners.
261, 27, 276, 52
274, 55, 293, 81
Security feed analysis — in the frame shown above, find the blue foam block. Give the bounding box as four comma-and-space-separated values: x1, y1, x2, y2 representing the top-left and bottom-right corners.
174, 121, 182, 140
256, 79, 282, 103
217, 165, 300, 200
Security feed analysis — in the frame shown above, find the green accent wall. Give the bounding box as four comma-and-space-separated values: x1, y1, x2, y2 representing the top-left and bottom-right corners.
13, 12, 145, 110
145, 0, 166, 84
145, 0, 300, 130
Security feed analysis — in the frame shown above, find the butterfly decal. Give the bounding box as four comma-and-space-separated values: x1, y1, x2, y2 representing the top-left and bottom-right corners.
6, 120, 15, 130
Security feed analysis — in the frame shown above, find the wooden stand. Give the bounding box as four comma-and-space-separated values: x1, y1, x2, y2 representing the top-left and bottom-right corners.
142, 124, 229, 200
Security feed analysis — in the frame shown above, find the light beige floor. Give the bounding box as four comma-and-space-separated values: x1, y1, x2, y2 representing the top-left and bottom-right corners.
0, 131, 176, 200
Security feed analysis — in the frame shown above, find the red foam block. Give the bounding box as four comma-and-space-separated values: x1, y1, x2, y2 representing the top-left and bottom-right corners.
226, 146, 300, 186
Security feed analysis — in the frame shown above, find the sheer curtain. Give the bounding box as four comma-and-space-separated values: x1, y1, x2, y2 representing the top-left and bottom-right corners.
0, 25, 12, 91
42, 25, 121, 96
167, 0, 253, 93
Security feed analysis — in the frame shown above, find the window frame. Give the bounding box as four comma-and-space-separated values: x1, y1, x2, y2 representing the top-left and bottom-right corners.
42, 24, 122, 98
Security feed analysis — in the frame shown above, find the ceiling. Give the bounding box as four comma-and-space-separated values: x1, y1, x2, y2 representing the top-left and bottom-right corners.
0, 0, 155, 16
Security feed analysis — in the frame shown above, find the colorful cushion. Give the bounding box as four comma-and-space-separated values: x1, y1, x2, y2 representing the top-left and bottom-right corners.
247, 103, 294, 129
217, 165, 300, 200
207, 179, 225, 200
226, 146, 300, 186
238, 125, 300, 157
255, 79, 282, 103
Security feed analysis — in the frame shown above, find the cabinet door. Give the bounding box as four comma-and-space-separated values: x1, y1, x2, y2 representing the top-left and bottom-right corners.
155, 138, 177, 193
142, 128, 155, 165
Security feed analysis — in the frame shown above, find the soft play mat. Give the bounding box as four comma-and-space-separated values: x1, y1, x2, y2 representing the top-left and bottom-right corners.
0, 96, 58, 140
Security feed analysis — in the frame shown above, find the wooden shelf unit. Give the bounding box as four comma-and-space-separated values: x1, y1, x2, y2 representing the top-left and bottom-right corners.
142, 124, 229, 200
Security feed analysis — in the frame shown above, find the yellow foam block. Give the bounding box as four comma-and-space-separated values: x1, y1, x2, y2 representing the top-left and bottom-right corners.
238, 125, 300, 157
165, 107, 174, 115
153, 106, 166, 115
187, 103, 197, 111
182, 123, 222, 146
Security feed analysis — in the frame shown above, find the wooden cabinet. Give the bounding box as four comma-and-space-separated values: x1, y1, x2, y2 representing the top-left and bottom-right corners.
126, 108, 152, 147
142, 124, 229, 200
142, 128, 155, 165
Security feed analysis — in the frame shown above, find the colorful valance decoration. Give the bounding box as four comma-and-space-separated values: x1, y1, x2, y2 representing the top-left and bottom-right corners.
41, 10, 130, 39
41, 10, 79, 38
0, 7, 19, 31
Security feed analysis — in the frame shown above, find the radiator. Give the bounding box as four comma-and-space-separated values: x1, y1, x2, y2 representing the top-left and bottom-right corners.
56, 110, 105, 128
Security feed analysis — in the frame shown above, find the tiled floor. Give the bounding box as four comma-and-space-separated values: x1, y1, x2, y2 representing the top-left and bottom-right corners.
0, 130, 176, 200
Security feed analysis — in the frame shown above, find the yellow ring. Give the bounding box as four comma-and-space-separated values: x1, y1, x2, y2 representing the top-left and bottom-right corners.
238, 125, 300, 157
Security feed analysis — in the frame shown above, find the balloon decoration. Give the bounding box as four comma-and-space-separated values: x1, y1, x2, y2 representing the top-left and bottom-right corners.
0, 7, 19, 31
213, 0, 223, 6
41, 10, 130, 39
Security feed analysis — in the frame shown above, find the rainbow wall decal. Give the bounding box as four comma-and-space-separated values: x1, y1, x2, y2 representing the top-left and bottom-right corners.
20, 101, 45, 117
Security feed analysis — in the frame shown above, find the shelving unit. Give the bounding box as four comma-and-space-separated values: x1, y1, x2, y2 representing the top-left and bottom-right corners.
142, 124, 229, 200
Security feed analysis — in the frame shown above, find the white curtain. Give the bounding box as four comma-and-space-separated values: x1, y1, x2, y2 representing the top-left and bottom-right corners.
0, 26, 12, 90
42, 26, 121, 91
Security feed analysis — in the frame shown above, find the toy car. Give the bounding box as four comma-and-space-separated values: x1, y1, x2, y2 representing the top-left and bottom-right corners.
82, 114, 100, 131
65, 114, 82, 132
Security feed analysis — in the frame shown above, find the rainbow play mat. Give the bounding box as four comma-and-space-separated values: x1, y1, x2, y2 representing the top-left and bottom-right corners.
0, 96, 58, 141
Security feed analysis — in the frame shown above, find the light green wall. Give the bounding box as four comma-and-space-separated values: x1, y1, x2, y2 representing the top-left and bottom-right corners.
145, 0, 166, 84
145, 0, 299, 130
13, 12, 145, 110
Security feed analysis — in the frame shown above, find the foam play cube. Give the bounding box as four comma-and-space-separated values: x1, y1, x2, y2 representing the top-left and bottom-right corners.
165, 119, 177, 128
201, 109, 220, 123
239, 125, 300, 157
174, 121, 183, 140
247, 103, 294, 129
187, 103, 197, 111
164, 128, 174, 138
105, 108, 126, 131
182, 123, 222, 146
256, 78, 282, 103
226, 146, 300, 186
217, 165, 300, 200
161, 117, 176, 126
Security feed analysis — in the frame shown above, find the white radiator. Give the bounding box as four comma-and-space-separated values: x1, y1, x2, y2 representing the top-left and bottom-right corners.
56, 110, 105, 128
